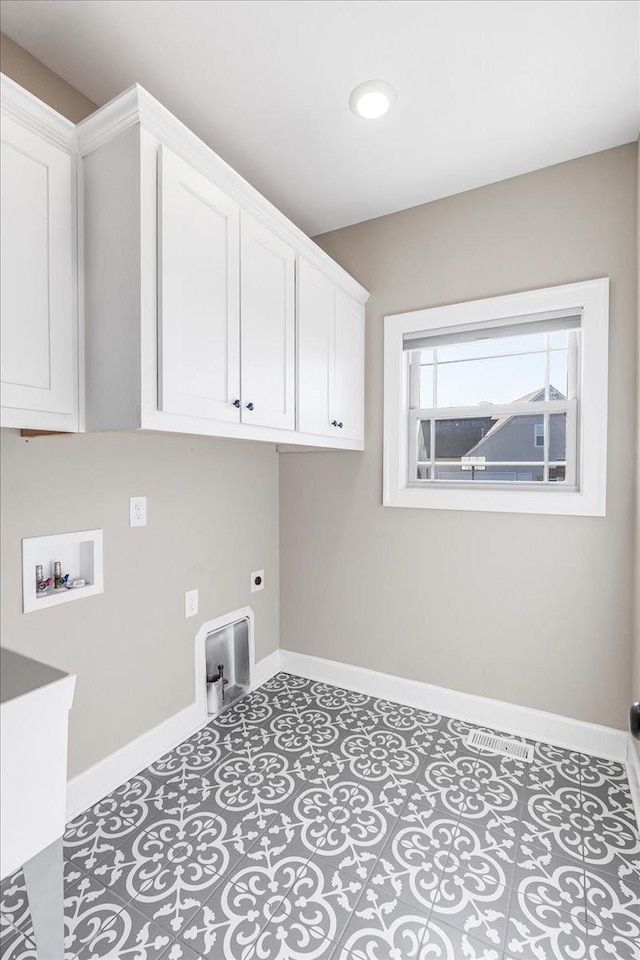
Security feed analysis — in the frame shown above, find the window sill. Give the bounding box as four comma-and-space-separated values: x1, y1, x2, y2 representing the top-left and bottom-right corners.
383, 483, 605, 516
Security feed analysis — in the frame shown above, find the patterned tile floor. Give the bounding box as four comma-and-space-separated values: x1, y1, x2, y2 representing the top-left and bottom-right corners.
1, 672, 639, 959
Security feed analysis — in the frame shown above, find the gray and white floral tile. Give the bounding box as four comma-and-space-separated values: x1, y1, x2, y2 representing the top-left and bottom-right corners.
159, 942, 203, 960
369, 824, 448, 915
420, 918, 502, 959
429, 876, 510, 952
0, 925, 44, 960
512, 843, 588, 920
505, 888, 591, 959
519, 786, 585, 863
3, 672, 639, 960
246, 863, 363, 959
335, 882, 430, 960
81, 901, 171, 959
410, 752, 477, 815
446, 818, 517, 890
180, 842, 312, 959
64, 773, 168, 872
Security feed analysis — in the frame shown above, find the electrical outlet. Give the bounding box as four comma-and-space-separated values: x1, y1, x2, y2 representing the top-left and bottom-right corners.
251, 569, 264, 593
185, 589, 199, 618
129, 496, 147, 527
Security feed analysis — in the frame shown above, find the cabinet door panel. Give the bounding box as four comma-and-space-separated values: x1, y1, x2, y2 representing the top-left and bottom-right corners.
296, 258, 334, 437
1, 117, 76, 420
240, 213, 295, 430
332, 290, 365, 441
158, 145, 240, 422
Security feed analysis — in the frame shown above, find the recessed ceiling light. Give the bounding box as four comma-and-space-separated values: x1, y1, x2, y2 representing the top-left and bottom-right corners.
349, 80, 396, 120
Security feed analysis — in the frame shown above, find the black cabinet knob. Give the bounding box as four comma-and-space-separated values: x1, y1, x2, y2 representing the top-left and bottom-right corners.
331, 420, 338, 427
338, 422, 343, 429
246, 402, 255, 411
232, 399, 241, 408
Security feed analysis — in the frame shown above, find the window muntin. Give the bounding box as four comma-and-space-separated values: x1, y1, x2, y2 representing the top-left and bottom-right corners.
407, 323, 579, 488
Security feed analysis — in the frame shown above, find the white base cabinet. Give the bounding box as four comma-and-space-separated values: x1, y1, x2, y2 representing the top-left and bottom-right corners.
0, 76, 79, 432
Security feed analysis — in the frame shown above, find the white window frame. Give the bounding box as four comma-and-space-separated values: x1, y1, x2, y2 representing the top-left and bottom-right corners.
383, 278, 609, 516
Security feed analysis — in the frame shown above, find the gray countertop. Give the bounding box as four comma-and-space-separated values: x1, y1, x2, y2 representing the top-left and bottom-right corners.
0, 647, 68, 705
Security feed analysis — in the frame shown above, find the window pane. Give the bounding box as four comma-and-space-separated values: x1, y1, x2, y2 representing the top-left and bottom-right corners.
419, 365, 434, 407
549, 413, 567, 462
549, 350, 568, 399
417, 464, 430, 480
435, 413, 547, 463
436, 332, 546, 363
549, 331, 568, 348
436, 353, 546, 407
432, 417, 493, 459
433, 464, 545, 482
549, 465, 566, 482
417, 421, 431, 460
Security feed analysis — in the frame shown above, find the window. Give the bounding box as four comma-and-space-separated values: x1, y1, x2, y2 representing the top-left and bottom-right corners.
408, 318, 578, 487
534, 423, 544, 448
383, 279, 609, 516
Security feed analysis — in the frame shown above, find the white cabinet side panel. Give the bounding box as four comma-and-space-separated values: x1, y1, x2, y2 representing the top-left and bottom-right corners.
240, 212, 295, 430
83, 126, 142, 431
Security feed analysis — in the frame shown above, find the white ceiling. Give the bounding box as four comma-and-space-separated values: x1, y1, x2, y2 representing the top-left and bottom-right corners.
1, 0, 638, 235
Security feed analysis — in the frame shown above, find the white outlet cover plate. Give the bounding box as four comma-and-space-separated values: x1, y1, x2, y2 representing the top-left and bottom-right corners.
129, 496, 147, 527
185, 589, 199, 618
251, 570, 265, 593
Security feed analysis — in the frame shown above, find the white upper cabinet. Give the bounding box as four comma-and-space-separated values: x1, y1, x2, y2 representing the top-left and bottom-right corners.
298, 258, 365, 443
0, 78, 78, 431
297, 259, 334, 437
332, 289, 365, 442
76, 83, 368, 448
158, 145, 240, 422
240, 212, 295, 430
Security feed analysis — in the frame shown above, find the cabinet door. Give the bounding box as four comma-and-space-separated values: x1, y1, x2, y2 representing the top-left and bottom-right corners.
240, 213, 295, 430
296, 258, 334, 437
1, 116, 76, 426
158, 145, 240, 422
332, 289, 365, 441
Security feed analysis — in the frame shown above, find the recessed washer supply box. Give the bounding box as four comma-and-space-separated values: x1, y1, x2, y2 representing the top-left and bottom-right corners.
21, 529, 104, 613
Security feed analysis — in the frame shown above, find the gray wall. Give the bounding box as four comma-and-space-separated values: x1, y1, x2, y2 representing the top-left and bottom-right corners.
0, 39, 280, 778
281, 144, 637, 731
1, 430, 280, 779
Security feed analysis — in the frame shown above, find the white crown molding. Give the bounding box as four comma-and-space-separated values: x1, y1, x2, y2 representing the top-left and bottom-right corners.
76, 83, 369, 305
278, 649, 629, 762
0, 73, 76, 153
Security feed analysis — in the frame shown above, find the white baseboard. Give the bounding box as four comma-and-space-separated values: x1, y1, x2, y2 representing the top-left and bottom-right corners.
65, 645, 632, 827
252, 648, 281, 689
66, 701, 206, 822
279, 649, 628, 763
65, 648, 282, 822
